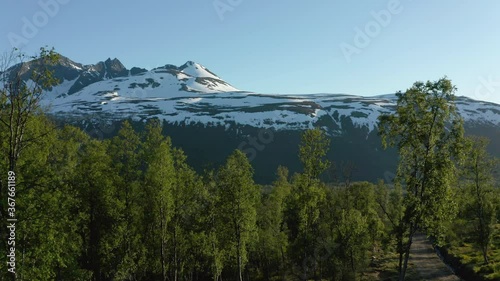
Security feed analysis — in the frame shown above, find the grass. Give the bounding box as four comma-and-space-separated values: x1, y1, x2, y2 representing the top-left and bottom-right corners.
447, 223, 500, 280
360, 247, 421, 281
361, 251, 400, 280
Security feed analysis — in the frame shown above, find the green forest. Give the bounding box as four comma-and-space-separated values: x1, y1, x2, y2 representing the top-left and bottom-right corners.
0, 50, 499, 281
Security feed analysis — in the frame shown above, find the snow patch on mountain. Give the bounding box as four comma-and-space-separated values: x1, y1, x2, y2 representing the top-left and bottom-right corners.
2, 54, 497, 134
179, 61, 220, 79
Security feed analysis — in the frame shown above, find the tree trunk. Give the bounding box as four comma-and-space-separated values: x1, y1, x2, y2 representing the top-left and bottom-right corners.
482, 246, 489, 265
398, 251, 403, 277
281, 246, 286, 281
303, 221, 308, 281
212, 239, 219, 281
160, 207, 166, 281
174, 224, 178, 281
350, 249, 355, 273
399, 247, 410, 281
237, 236, 243, 281
399, 226, 414, 281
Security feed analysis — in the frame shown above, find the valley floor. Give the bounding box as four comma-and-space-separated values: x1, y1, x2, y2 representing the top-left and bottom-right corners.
364, 233, 462, 281
408, 233, 461, 281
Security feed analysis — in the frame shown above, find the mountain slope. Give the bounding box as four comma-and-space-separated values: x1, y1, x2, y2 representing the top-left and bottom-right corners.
3, 55, 500, 183
3, 54, 491, 135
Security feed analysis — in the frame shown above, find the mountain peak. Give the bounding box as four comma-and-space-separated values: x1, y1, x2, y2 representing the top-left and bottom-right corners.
104, 58, 125, 70
101, 58, 127, 79
179, 60, 202, 70
178, 61, 220, 79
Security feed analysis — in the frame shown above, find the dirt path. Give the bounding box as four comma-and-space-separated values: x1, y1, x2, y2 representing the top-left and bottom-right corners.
408, 233, 461, 281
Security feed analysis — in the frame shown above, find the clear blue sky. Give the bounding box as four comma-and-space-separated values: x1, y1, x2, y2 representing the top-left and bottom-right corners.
1, 0, 500, 104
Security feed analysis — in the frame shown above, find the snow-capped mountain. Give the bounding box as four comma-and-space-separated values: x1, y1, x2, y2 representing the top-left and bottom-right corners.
10, 55, 493, 135
3, 55, 500, 183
